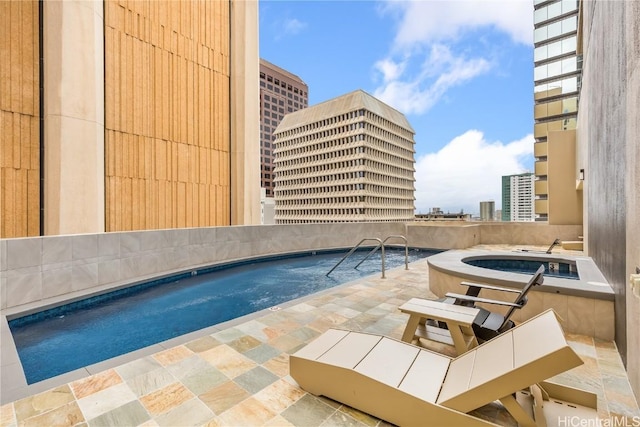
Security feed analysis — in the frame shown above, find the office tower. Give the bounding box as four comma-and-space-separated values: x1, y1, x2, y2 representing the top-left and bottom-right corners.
501, 173, 535, 221
533, 0, 582, 224
0, 0, 259, 237
272, 90, 415, 224
479, 201, 495, 221
259, 59, 308, 198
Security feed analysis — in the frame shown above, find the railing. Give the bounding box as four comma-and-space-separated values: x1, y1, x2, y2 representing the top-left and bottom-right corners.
326, 235, 408, 279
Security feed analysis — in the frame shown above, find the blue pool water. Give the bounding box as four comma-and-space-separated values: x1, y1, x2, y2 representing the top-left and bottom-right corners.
463, 258, 579, 279
9, 248, 436, 384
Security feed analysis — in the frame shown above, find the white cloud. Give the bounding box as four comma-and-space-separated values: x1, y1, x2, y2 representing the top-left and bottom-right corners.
272, 17, 308, 41
383, 0, 533, 48
373, 44, 491, 115
372, 0, 531, 115
414, 131, 534, 215
283, 18, 307, 36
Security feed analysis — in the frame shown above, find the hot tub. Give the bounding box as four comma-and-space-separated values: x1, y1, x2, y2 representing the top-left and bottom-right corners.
426, 250, 615, 340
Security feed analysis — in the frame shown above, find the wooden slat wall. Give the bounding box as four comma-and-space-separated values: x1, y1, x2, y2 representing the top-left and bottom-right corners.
0, 0, 40, 238
104, 0, 231, 231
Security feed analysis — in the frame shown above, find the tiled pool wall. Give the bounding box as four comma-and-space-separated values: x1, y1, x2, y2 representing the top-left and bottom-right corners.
0, 222, 583, 314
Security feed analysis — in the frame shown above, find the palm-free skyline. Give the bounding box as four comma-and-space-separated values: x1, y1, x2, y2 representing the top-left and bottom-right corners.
259, 0, 535, 215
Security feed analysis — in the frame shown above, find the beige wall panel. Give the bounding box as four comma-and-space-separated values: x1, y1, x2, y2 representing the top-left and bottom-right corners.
1, 1, 40, 237
105, 0, 231, 231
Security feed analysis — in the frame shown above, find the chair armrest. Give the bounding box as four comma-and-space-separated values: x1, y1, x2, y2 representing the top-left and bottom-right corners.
460, 281, 521, 293
445, 292, 523, 308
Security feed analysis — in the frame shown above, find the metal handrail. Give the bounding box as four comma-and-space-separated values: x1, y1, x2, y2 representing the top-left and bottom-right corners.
383, 235, 409, 270
326, 235, 409, 279
326, 238, 383, 278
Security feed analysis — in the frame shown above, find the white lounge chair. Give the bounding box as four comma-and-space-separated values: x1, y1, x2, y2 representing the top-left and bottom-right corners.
290, 309, 598, 427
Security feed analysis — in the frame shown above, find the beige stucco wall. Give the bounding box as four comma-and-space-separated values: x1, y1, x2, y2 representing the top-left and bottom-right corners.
43, 0, 105, 235
230, 0, 260, 226
547, 129, 583, 225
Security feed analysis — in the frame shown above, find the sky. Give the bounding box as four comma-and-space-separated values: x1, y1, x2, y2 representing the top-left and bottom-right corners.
259, 0, 536, 216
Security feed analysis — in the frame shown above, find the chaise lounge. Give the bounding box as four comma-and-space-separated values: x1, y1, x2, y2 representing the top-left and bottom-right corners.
289, 309, 597, 427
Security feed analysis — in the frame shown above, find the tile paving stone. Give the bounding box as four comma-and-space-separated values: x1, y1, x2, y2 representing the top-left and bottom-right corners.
14, 385, 75, 421
288, 326, 322, 343
184, 335, 221, 353
69, 369, 123, 399
235, 320, 272, 341
216, 396, 276, 427
138, 382, 194, 416
267, 333, 305, 353
180, 365, 229, 396
252, 378, 306, 414
125, 366, 177, 397
199, 345, 257, 379
199, 380, 250, 415
152, 345, 194, 366
338, 404, 381, 427
227, 335, 263, 353
0, 403, 16, 427
165, 354, 219, 381
280, 394, 337, 427
234, 366, 280, 395
242, 342, 282, 364
212, 327, 246, 344
152, 397, 214, 427
115, 357, 164, 381
262, 353, 291, 378
85, 400, 149, 427
18, 401, 84, 427
76, 382, 137, 421
322, 410, 372, 427
263, 414, 295, 426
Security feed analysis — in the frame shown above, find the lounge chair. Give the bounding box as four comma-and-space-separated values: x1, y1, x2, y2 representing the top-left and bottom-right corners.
439, 264, 545, 342
290, 309, 597, 427
516, 238, 561, 254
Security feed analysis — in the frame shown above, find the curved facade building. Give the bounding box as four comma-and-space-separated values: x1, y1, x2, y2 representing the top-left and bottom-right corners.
273, 90, 415, 224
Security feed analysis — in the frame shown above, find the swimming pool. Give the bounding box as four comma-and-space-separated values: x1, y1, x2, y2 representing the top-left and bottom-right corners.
9, 248, 436, 384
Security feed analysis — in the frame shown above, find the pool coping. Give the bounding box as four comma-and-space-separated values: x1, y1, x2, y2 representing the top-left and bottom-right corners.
0, 250, 429, 405
426, 249, 615, 301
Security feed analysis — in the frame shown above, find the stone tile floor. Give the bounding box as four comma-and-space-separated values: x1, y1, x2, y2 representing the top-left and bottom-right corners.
1, 250, 639, 427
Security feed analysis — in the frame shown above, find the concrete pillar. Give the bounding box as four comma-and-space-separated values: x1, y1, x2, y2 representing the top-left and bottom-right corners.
43, 0, 105, 234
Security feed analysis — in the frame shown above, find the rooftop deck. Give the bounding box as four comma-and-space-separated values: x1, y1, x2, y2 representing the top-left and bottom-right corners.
1, 246, 638, 426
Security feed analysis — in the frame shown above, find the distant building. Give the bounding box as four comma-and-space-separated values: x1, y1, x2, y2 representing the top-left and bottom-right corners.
415, 209, 472, 221
273, 89, 416, 224
502, 173, 535, 221
260, 188, 276, 225
533, 0, 582, 223
260, 59, 308, 198
479, 201, 495, 221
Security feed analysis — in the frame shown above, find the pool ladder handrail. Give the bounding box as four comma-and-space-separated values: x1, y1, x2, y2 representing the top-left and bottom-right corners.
326, 235, 409, 279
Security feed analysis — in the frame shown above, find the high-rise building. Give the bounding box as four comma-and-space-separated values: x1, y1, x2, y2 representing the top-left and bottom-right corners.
259, 59, 308, 198
0, 0, 260, 237
479, 201, 495, 221
533, 0, 582, 224
272, 90, 415, 224
501, 173, 535, 221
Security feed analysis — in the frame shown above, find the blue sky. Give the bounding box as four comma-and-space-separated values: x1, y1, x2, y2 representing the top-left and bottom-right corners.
259, 0, 535, 215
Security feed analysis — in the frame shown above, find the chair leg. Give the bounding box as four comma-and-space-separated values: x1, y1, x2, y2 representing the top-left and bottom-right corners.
499, 393, 538, 427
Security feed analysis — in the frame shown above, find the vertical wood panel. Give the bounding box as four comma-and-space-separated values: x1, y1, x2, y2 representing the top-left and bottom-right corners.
104, 0, 230, 231
0, 1, 40, 237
